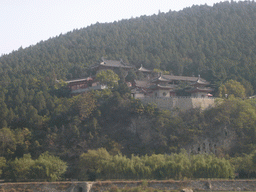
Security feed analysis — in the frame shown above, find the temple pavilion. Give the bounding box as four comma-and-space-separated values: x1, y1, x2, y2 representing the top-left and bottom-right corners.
90, 57, 133, 73
185, 75, 214, 97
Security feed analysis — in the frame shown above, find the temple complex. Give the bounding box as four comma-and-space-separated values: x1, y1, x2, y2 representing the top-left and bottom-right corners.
132, 72, 213, 99
62, 59, 214, 109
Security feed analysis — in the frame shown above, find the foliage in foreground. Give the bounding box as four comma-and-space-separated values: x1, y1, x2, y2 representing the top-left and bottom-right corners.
79, 148, 234, 180
0, 157, 6, 178
4, 152, 67, 181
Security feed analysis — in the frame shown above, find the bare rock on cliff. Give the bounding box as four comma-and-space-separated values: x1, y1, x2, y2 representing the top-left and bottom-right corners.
181, 189, 193, 192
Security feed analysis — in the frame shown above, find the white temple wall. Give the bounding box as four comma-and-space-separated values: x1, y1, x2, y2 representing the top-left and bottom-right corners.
140, 97, 215, 111
154, 90, 170, 97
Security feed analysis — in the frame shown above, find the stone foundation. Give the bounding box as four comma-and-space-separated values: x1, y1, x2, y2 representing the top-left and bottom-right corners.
141, 97, 215, 111
1, 180, 256, 192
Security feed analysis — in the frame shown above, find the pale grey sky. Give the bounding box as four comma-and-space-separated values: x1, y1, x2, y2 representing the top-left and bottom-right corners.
0, 0, 234, 55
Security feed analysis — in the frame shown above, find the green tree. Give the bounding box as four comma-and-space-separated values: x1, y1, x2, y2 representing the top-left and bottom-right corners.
71, 92, 97, 120
31, 152, 67, 181
6, 152, 67, 181
96, 70, 120, 88
0, 128, 16, 159
79, 148, 111, 180
14, 128, 32, 157
7, 154, 35, 181
0, 101, 8, 128
231, 152, 254, 178
0, 157, 6, 178
218, 79, 246, 98
125, 70, 137, 82
240, 78, 254, 97
33, 91, 46, 113
130, 99, 145, 114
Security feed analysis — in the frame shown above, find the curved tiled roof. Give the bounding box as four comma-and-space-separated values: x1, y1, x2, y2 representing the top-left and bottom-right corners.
148, 84, 176, 90
134, 80, 150, 88
162, 74, 202, 82
138, 65, 152, 72
91, 58, 133, 69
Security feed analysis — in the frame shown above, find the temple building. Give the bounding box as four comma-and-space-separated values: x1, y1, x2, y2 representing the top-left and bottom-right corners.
151, 73, 201, 84
64, 58, 133, 95
66, 77, 93, 92
65, 77, 107, 96
132, 73, 213, 98
185, 76, 214, 97
62, 58, 214, 99
90, 58, 133, 73
131, 80, 150, 98
147, 84, 176, 97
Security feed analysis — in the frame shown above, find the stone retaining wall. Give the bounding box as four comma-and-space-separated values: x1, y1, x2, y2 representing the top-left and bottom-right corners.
1, 180, 256, 192
140, 97, 215, 111
90, 180, 256, 191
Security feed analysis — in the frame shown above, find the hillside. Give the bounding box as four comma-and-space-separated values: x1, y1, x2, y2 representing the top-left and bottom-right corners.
1, 1, 256, 180
1, 1, 256, 87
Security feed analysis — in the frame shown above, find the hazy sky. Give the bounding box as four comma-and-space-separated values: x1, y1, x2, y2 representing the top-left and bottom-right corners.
1, 0, 235, 55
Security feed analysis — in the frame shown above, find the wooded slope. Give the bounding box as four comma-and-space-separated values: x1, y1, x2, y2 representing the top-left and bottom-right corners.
0, 1, 256, 179
1, 1, 256, 88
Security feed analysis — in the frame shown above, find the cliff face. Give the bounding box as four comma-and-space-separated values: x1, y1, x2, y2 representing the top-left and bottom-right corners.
125, 111, 237, 156
184, 125, 237, 156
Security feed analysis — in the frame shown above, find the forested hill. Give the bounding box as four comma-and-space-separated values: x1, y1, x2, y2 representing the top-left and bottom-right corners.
2, 1, 256, 180
1, 1, 256, 89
